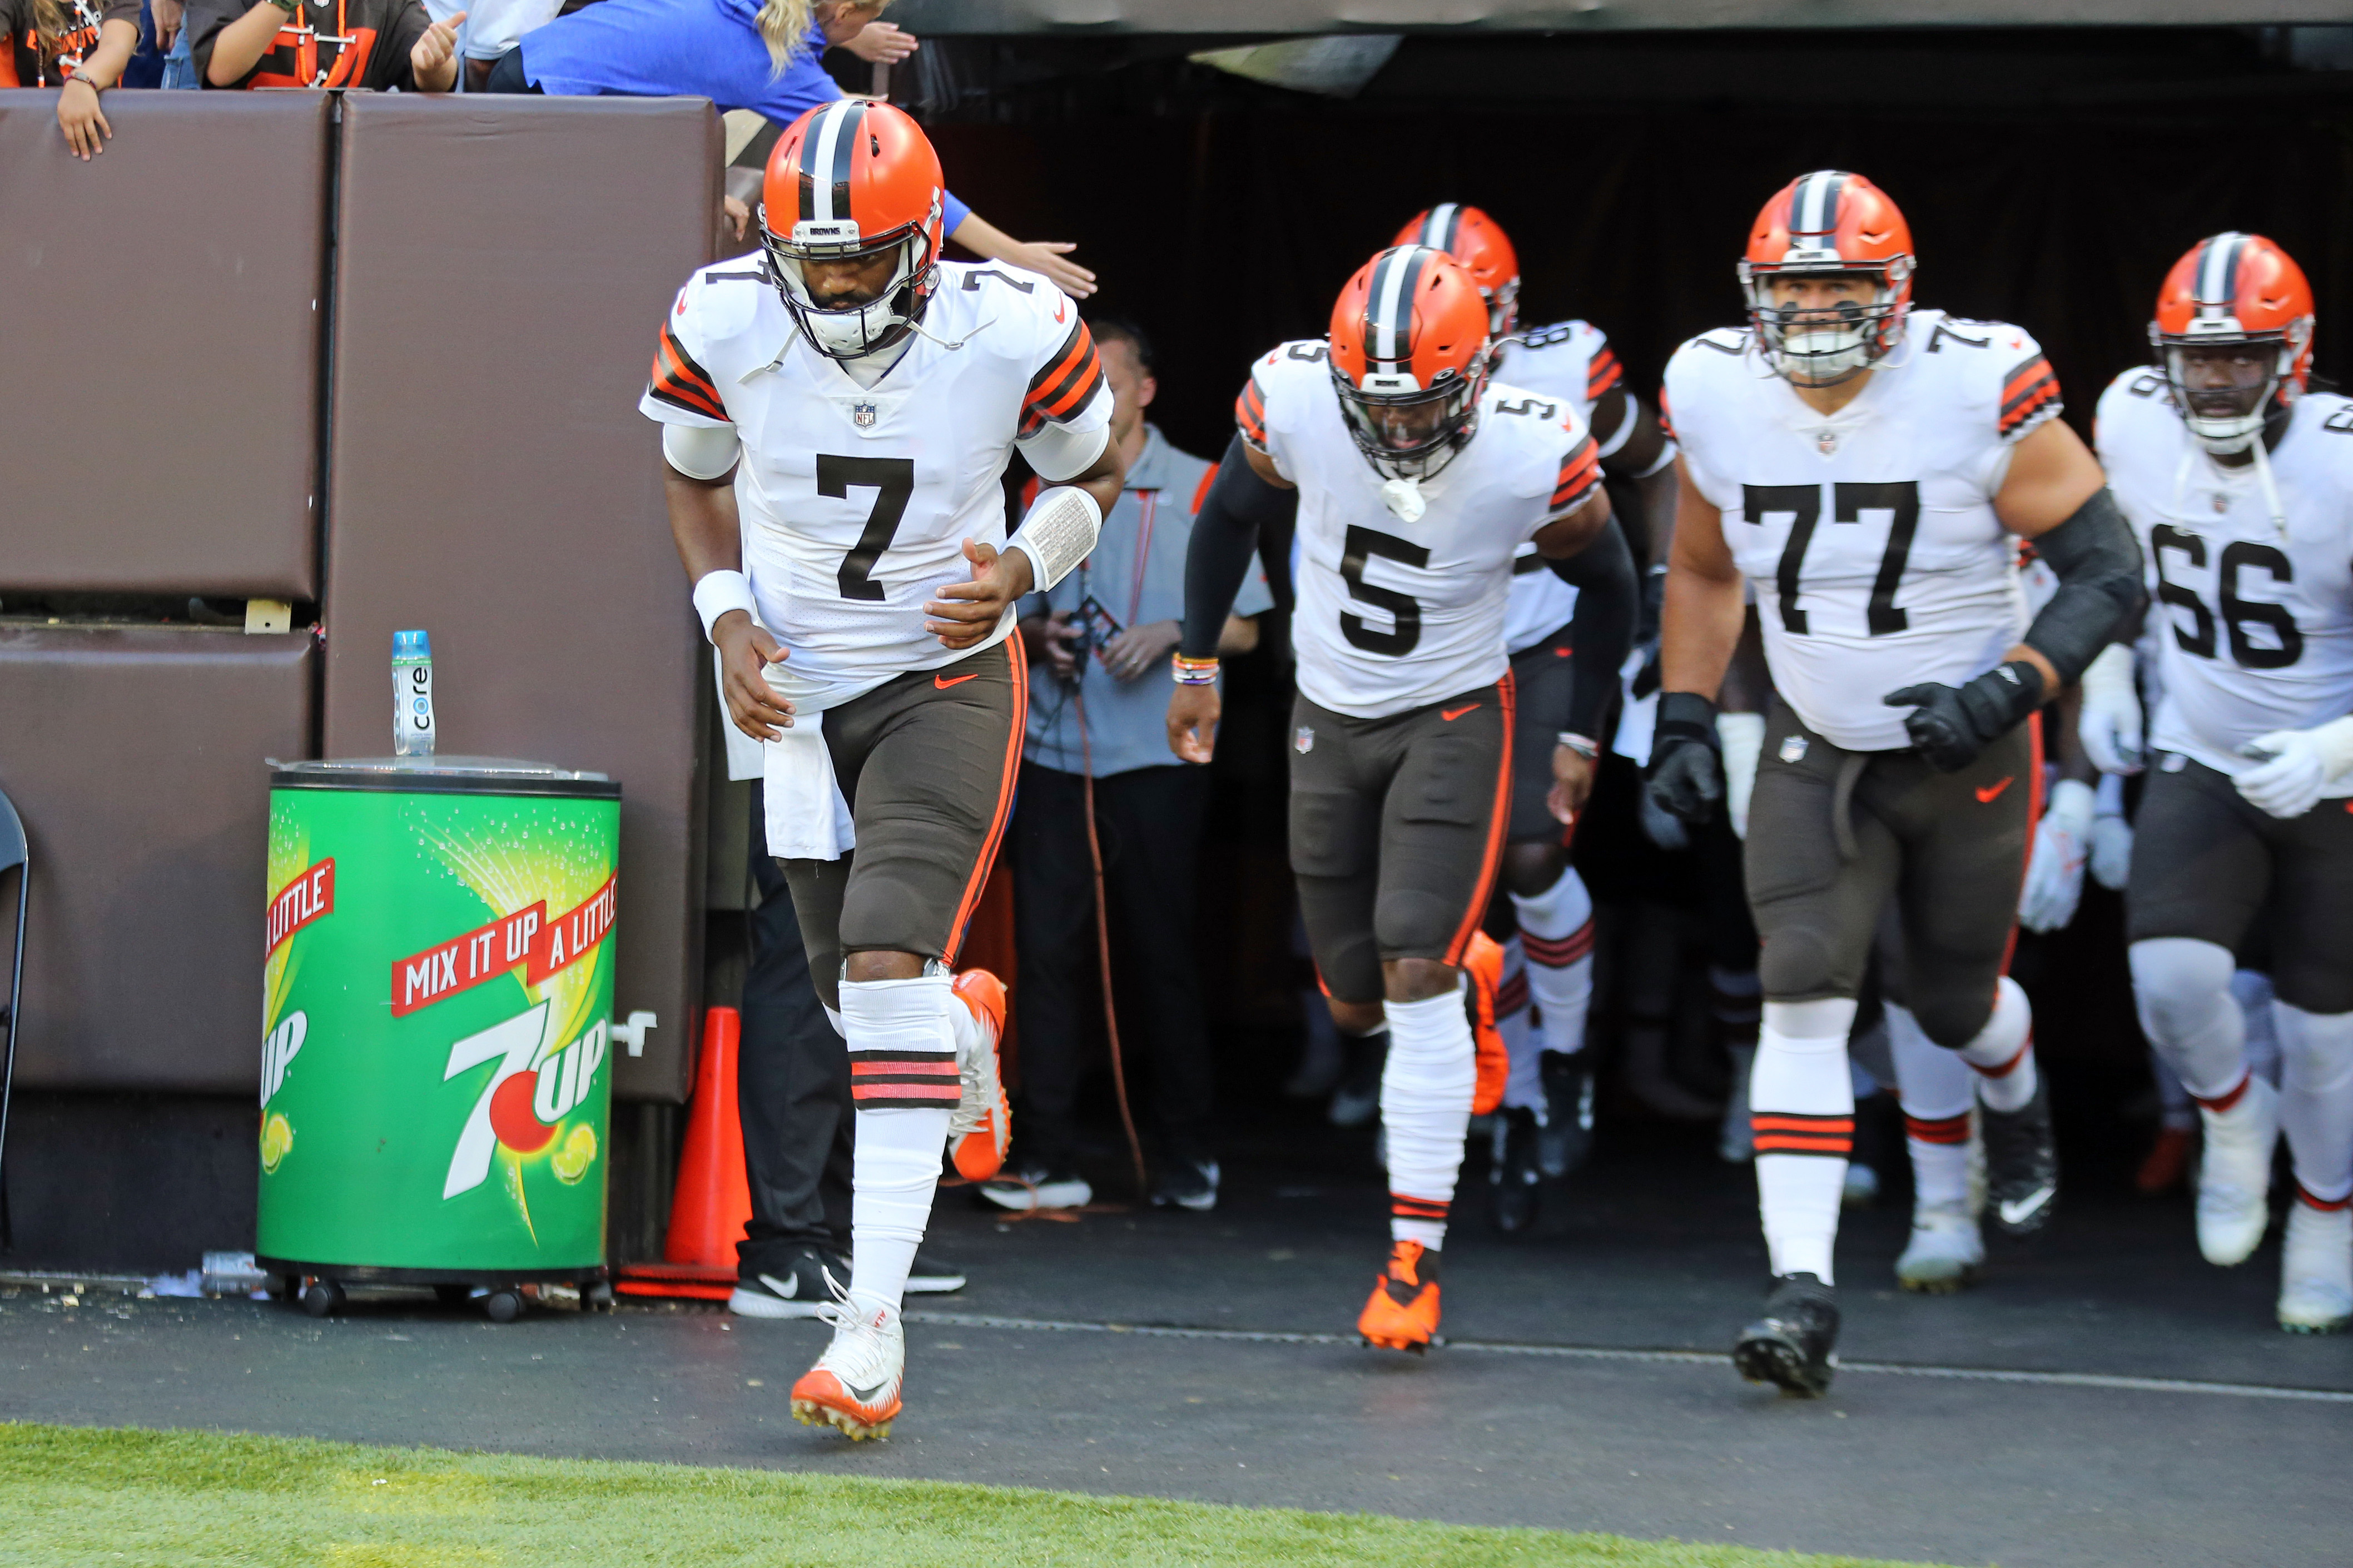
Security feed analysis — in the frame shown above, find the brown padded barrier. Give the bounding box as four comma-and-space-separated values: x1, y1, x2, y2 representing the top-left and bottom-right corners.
321, 96, 719, 1103
0, 626, 313, 1092
0, 92, 325, 600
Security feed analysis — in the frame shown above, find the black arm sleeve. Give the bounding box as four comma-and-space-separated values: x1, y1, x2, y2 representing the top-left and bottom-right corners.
1547, 517, 1638, 739
2022, 487, 2148, 686
1181, 433, 1297, 659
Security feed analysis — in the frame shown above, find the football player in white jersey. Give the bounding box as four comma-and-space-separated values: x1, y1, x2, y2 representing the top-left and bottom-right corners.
647, 101, 1122, 1438
2086, 233, 2353, 1332
1394, 205, 1658, 1222
1650, 171, 2144, 1395
1169, 246, 1631, 1352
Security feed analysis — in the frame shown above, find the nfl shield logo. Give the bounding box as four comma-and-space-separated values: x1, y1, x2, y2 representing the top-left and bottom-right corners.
853, 400, 878, 429
1294, 726, 1315, 754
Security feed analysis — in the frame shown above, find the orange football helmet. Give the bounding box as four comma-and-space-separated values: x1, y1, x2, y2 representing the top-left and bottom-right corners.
1328, 246, 1493, 481
760, 100, 945, 360
1393, 205, 1521, 338
2151, 232, 2315, 454
1737, 171, 1914, 387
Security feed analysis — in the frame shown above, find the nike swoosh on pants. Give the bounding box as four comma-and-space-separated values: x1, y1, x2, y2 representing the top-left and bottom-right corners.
1441, 703, 1480, 721
936, 672, 980, 689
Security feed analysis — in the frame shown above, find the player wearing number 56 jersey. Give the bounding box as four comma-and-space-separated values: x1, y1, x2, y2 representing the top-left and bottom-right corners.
1171, 245, 1630, 1353
1650, 171, 2144, 1396
2088, 233, 2353, 1333
648, 101, 1121, 1441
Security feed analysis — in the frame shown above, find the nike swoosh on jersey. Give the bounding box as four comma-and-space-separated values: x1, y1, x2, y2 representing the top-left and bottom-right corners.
1441, 703, 1481, 721
936, 673, 980, 689
1054, 297, 1068, 323
1999, 1186, 2056, 1228
1976, 776, 2013, 803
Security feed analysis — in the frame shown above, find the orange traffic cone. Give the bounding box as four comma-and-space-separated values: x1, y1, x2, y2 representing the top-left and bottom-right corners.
616, 1007, 752, 1301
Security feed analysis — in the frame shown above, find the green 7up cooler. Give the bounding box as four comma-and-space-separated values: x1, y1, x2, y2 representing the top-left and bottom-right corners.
258, 759, 624, 1318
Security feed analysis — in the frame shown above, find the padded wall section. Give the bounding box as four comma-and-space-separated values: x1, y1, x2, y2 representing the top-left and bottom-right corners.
0, 92, 324, 599
322, 96, 719, 1103
0, 626, 314, 1092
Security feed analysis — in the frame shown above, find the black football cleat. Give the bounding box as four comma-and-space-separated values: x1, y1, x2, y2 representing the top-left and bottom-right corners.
1487, 1107, 1541, 1234
1980, 1078, 2060, 1237
1536, 1049, 1595, 1179
1734, 1272, 1840, 1398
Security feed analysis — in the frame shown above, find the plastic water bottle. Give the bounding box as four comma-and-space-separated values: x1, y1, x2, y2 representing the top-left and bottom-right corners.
393, 630, 435, 757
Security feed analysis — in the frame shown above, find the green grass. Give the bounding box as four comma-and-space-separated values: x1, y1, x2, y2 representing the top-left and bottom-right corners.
1, 1421, 1942, 1568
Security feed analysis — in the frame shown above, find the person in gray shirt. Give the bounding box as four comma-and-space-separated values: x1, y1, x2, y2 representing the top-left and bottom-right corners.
986, 315, 1273, 1214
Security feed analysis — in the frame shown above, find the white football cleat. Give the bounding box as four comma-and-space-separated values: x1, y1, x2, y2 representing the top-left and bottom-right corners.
791, 1293, 906, 1440
2277, 1198, 2352, 1335
1896, 1201, 1984, 1293
2196, 1076, 2278, 1267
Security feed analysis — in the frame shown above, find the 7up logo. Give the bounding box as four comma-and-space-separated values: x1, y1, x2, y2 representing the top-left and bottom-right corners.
441, 1003, 608, 1198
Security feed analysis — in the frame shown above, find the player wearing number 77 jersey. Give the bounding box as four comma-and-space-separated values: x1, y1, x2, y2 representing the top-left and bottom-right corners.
646, 101, 1122, 1440
1169, 245, 1631, 1353
2089, 233, 2353, 1333
1649, 171, 2144, 1396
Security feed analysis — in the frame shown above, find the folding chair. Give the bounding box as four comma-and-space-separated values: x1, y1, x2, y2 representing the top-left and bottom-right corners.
0, 787, 25, 1253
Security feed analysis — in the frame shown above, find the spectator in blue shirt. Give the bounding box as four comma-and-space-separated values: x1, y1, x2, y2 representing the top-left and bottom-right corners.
483, 0, 1093, 296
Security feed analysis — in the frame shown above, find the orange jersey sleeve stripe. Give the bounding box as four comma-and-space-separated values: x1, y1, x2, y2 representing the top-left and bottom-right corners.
649, 325, 726, 422
1235, 380, 1269, 445
1999, 356, 2061, 437
1026, 318, 1105, 423
1551, 437, 1602, 510
1585, 346, 1624, 402
1656, 386, 1675, 444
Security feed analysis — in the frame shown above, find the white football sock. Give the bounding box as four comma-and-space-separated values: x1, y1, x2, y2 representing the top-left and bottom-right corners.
1496, 935, 1545, 1113
1381, 987, 1477, 1251
1956, 976, 2037, 1113
1512, 867, 1595, 1058
2234, 969, 2282, 1087
842, 972, 957, 1316
1753, 997, 1858, 1284
2131, 937, 2246, 1103
1885, 1001, 1973, 1210
2274, 1002, 2353, 1207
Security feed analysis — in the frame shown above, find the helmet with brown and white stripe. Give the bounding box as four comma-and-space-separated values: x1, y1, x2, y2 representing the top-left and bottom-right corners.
1327, 246, 1494, 482
1738, 171, 1914, 387
2151, 232, 2315, 454
759, 100, 945, 360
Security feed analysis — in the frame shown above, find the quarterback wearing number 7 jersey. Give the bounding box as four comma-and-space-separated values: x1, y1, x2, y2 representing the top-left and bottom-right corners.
1650, 172, 2144, 1396
1171, 246, 1631, 1353
646, 101, 1122, 1441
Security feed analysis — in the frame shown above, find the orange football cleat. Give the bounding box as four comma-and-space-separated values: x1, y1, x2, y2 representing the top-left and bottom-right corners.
1462, 930, 1507, 1116
1357, 1240, 1443, 1353
950, 968, 1010, 1182
791, 1298, 905, 1441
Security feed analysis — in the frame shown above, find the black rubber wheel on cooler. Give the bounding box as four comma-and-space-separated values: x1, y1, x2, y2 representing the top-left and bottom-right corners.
483, 1289, 524, 1324
584, 1282, 616, 1312
433, 1283, 471, 1307
300, 1280, 345, 1318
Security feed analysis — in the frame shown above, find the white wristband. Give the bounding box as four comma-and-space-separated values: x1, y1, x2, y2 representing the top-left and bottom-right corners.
1006, 485, 1104, 592
692, 569, 758, 644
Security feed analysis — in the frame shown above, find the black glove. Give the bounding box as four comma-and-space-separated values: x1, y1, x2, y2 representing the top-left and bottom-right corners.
1883, 660, 2046, 773
1646, 690, 1724, 824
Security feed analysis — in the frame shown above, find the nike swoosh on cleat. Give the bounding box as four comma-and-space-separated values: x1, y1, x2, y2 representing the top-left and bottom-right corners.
1999, 1187, 2055, 1227
846, 1380, 893, 1404
1440, 703, 1480, 721
935, 673, 980, 689
1975, 776, 2013, 803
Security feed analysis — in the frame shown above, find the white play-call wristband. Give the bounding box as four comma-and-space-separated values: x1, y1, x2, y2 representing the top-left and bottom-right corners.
692, 569, 759, 643
1006, 485, 1104, 592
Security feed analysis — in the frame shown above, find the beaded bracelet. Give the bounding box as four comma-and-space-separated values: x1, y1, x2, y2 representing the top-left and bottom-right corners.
1171, 654, 1221, 687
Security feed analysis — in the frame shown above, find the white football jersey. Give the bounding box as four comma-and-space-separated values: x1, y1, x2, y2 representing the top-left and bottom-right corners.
1665, 308, 2058, 751
2097, 371, 2353, 780
1490, 322, 1624, 651
642, 256, 1110, 708
1242, 341, 1601, 720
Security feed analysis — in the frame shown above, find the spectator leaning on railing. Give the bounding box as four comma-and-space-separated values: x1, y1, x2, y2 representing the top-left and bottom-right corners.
480, 0, 1095, 297
3, 0, 140, 158
188, 0, 461, 89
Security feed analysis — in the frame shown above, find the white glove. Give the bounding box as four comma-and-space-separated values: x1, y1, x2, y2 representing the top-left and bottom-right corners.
2019, 777, 2094, 933
2088, 771, 2132, 892
2235, 716, 2353, 819
2077, 643, 2143, 775
1716, 711, 1766, 841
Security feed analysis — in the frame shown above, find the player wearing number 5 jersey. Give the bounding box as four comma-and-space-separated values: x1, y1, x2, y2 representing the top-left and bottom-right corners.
647, 101, 1122, 1440
1650, 171, 2144, 1396
2089, 234, 2353, 1333
1171, 245, 1630, 1353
